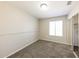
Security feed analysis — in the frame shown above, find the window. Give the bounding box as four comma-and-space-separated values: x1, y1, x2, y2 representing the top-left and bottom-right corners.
49, 20, 63, 36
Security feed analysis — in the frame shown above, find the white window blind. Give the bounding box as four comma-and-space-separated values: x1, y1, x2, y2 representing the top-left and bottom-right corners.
49, 21, 63, 36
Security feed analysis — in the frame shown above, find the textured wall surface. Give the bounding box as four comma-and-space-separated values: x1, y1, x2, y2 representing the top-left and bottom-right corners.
0, 2, 39, 57
39, 16, 72, 45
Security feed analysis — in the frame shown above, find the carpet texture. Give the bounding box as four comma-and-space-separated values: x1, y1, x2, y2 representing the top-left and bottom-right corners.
9, 40, 75, 58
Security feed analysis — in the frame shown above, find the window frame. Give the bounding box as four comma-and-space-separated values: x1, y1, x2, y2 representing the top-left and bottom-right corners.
49, 20, 63, 37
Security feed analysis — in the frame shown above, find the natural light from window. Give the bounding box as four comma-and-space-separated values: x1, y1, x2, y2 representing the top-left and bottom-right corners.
49, 20, 63, 36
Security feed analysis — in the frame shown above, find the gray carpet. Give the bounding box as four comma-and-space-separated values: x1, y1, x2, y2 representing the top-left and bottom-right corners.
9, 40, 75, 58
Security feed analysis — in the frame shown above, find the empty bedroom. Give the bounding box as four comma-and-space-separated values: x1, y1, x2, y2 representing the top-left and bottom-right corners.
0, 0, 79, 58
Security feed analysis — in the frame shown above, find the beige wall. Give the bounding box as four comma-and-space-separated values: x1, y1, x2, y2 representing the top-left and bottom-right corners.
78, 14, 79, 47
39, 16, 72, 45
0, 3, 39, 57
66, 18, 73, 45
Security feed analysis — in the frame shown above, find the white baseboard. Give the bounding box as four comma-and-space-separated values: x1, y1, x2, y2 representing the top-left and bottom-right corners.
40, 39, 72, 46
73, 51, 78, 58
4, 39, 38, 58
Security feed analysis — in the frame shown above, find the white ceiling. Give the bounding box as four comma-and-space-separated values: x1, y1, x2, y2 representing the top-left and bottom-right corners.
5, 1, 75, 19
